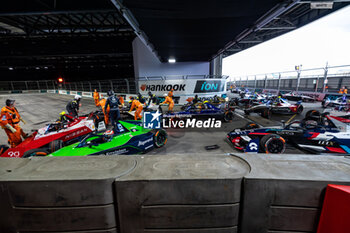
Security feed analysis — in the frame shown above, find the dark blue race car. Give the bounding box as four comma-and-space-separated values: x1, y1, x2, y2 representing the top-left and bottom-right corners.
161, 102, 235, 122
228, 111, 350, 154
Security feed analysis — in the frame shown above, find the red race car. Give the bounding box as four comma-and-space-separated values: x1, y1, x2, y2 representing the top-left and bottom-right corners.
0, 112, 104, 158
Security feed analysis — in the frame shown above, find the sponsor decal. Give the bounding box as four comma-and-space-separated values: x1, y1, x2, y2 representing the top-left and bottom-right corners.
143, 110, 162, 129
145, 144, 153, 150
106, 148, 128, 155
140, 84, 186, 92
138, 138, 153, 146
194, 80, 224, 93
64, 128, 89, 140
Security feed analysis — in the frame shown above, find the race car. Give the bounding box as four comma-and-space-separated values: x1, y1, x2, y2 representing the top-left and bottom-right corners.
48, 120, 167, 156
0, 111, 104, 158
322, 96, 348, 108
283, 92, 315, 102
227, 110, 350, 154
163, 102, 234, 122
244, 98, 303, 118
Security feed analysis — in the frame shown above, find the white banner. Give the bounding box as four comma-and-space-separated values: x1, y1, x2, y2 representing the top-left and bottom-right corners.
70, 91, 77, 95
47, 90, 56, 93
59, 90, 67, 95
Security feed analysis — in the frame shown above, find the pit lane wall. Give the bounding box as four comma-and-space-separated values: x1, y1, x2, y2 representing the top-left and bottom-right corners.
1, 154, 350, 233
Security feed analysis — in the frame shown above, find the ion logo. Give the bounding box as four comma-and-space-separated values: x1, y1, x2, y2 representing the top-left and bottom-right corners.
194, 80, 224, 93
143, 110, 162, 129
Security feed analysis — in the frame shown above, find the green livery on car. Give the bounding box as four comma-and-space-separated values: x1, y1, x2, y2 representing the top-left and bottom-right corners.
49, 120, 167, 156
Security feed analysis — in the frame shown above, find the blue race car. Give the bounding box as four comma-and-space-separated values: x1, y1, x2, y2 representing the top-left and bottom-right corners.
161, 102, 234, 122
228, 110, 350, 154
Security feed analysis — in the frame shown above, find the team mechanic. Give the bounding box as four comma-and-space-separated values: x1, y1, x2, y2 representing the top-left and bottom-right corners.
129, 96, 143, 120
66, 95, 82, 118
0, 99, 28, 148
105, 90, 122, 131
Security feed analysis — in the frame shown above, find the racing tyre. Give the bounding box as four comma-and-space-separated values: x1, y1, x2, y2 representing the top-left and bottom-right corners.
321, 101, 327, 108
48, 140, 64, 153
297, 105, 303, 114
260, 134, 286, 154
244, 110, 250, 115
0, 145, 9, 155
154, 129, 168, 148
244, 123, 259, 130
23, 148, 49, 158
224, 111, 234, 122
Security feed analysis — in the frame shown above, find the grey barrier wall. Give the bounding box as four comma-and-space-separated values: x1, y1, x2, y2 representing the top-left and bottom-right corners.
0, 154, 350, 233
239, 154, 350, 233
0, 156, 138, 233
115, 154, 250, 233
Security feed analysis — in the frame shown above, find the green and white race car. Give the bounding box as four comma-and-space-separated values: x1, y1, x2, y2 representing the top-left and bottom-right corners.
49, 120, 167, 156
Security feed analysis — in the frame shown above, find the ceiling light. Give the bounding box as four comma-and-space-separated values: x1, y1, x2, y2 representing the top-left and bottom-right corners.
168, 58, 176, 63
35, 67, 40, 70
8, 67, 14, 70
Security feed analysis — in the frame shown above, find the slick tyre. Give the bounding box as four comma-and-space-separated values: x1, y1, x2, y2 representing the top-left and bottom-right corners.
154, 129, 168, 148
23, 148, 49, 158
260, 134, 286, 154
297, 105, 304, 114
48, 140, 64, 153
224, 111, 234, 122
0, 145, 9, 155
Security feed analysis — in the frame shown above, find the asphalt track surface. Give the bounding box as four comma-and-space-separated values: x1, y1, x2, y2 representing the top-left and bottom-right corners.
0, 93, 324, 155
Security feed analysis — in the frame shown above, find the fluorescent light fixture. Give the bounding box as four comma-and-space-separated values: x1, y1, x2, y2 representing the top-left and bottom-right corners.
168, 58, 176, 63
35, 67, 40, 70
8, 67, 14, 70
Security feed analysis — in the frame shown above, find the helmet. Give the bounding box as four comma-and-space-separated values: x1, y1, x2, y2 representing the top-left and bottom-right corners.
129, 96, 134, 100
148, 91, 152, 96
59, 111, 66, 116
103, 130, 114, 142
6, 99, 15, 106
107, 90, 114, 97
163, 93, 168, 97
74, 95, 82, 100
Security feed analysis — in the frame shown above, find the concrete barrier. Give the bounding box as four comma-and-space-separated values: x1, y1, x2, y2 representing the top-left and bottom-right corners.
0, 154, 350, 233
237, 154, 350, 233
0, 156, 137, 233
115, 154, 250, 233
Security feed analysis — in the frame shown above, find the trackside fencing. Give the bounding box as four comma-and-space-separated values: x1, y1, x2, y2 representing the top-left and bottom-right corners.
228, 64, 350, 100
0, 79, 137, 94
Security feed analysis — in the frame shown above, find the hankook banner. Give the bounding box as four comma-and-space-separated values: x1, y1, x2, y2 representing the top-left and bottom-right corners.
138, 79, 226, 103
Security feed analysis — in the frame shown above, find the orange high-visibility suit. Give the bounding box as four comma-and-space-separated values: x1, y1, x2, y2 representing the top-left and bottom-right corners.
344, 89, 348, 94
0, 106, 26, 148
130, 99, 143, 120
162, 96, 174, 112
97, 99, 110, 124
93, 90, 100, 106
168, 89, 174, 98
119, 96, 124, 106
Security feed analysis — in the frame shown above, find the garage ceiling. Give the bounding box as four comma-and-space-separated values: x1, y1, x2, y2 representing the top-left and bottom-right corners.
119, 0, 350, 62
0, 0, 349, 80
